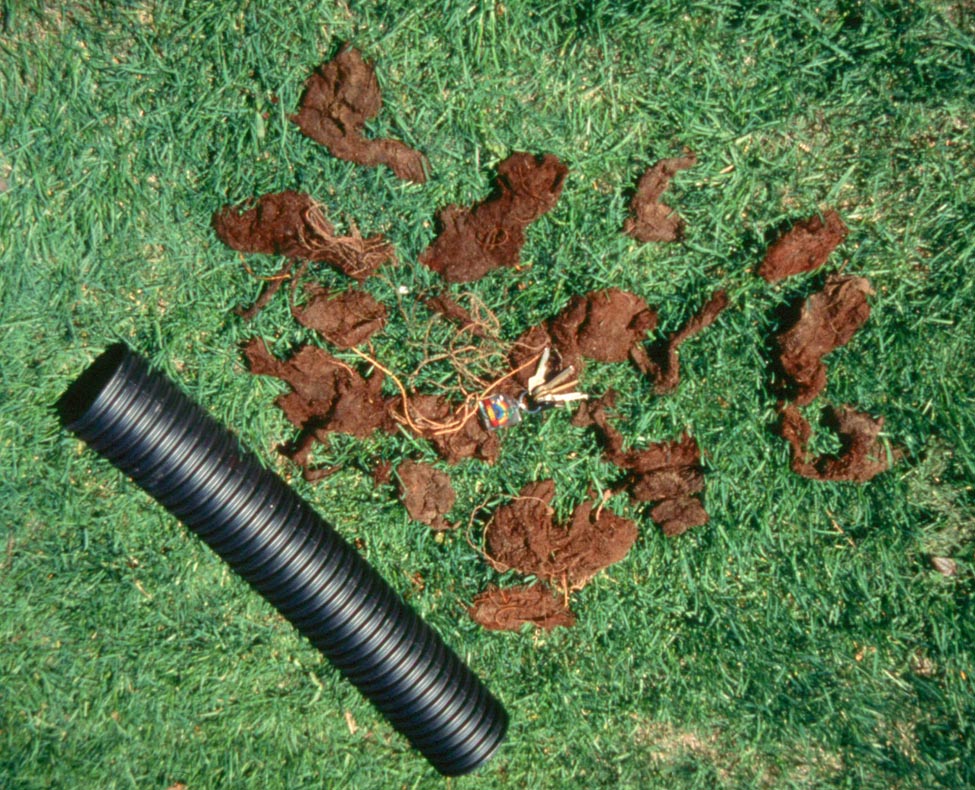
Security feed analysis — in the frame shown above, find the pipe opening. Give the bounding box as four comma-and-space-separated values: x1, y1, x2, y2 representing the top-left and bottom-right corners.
55, 343, 128, 428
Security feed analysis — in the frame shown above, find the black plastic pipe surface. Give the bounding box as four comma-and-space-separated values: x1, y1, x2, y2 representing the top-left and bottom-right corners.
56, 343, 508, 776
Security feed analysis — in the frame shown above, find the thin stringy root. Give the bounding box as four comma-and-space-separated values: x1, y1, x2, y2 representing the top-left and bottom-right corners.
407, 292, 508, 397
349, 346, 542, 437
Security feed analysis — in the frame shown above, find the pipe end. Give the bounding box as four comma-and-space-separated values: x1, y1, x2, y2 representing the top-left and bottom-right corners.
55, 343, 130, 429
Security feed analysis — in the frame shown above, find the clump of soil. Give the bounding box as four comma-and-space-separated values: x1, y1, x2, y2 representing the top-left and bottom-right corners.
419, 152, 568, 282
397, 459, 456, 530
392, 393, 501, 466
212, 191, 395, 318
574, 393, 709, 537
551, 288, 658, 364
292, 285, 387, 348
291, 45, 428, 183
633, 290, 729, 393
243, 338, 391, 477
468, 583, 576, 632
484, 479, 638, 590
424, 293, 493, 339
757, 210, 848, 282
509, 288, 657, 387
775, 275, 874, 405
778, 404, 892, 482
212, 191, 395, 280
623, 153, 697, 243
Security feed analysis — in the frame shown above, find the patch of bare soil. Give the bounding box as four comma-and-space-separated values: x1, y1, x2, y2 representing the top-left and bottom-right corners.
573, 393, 709, 537
468, 583, 576, 631
623, 153, 697, 243
757, 210, 848, 282
633, 290, 729, 393
291, 45, 428, 183
292, 285, 387, 348
483, 479, 638, 590
775, 274, 874, 405
419, 152, 568, 282
778, 404, 893, 482
397, 459, 456, 530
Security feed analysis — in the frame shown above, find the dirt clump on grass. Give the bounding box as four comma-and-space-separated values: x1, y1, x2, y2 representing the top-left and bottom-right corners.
424, 292, 495, 339
574, 393, 709, 537
483, 479, 638, 590
778, 404, 892, 483
243, 338, 392, 477
508, 288, 657, 387
291, 45, 428, 183
292, 285, 387, 348
633, 290, 729, 393
468, 583, 576, 631
775, 274, 874, 405
757, 210, 848, 282
420, 152, 568, 282
391, 393, 501, 466
551, 288, 658, 363
397, 460, 456, 530
623, 153, 697, 243
213, 190, 395, 318
212, 191, 395, 280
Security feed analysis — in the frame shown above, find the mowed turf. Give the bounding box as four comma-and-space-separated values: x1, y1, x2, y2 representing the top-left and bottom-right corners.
1, 1, 974, 787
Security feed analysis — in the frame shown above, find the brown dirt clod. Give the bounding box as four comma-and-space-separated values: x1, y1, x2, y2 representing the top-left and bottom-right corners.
292, 285, 387, 348
212, 190, 396, 320
775, 274, 873, 405
484, 479, 638, 590
508, 288, 657, 388
468, 583, 577, 631
397, 459, 456, 530
778, 403, 893, 483
242, 339, 392, 476
551, 288, 658, 364
651, 496, 710, 537
574, 393, 709, 536
623, 153, 697, 243
424, 293, 493, 339
757, 210, 849, 283
394, 394, 501, 466
291, 45, 428, 183
633, 290, 729, 393
419, 152, 568, 283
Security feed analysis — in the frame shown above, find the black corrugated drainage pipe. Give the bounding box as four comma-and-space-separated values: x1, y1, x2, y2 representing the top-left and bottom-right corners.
56, 343, 508, 776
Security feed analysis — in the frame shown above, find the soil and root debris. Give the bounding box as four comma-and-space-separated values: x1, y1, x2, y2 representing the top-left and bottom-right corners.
633, 290, 729, 393
483, 479, 638, 591
420, 152, 568, 282
292, 285, 387, 348
509, 288, 657, 388
778, 404, 893, 483
775, 275, 874, 405
424, 292, 495, 340
388, 393, 501, 465
757, 210, 849, 282
397, 459, 456, 530
623, 153, 697, 243
469, 583, 577, 632
291, 45, 428, 183
212, 190, 395, 317
242, 338, 392, 478
573, 393, 709, 537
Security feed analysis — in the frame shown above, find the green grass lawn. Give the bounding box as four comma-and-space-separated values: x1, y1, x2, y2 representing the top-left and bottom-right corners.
2, 1, 974, 787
